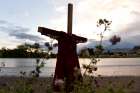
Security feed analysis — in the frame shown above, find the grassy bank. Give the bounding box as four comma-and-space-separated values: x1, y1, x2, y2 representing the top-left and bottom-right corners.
0, 76, 139, 93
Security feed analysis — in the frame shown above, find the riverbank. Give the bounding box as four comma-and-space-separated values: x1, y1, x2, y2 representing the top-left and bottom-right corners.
0, 76, 139, 93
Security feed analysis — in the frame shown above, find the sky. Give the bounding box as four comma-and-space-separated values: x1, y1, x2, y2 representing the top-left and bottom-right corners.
0, 0, 140, 49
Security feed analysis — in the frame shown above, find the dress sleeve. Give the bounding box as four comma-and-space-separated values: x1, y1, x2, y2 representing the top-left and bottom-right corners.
38, 27, 64, 40
72, 34, 87, 43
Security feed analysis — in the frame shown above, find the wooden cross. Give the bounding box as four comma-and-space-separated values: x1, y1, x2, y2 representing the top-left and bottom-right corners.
38, 3, 87, 92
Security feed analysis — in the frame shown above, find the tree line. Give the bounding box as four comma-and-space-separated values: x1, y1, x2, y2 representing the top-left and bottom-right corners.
0, 42, 140, 58
0, 43, 47, 58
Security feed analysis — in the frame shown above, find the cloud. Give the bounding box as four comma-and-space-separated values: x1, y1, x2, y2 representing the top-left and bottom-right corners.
131, 10, 140, 16
0, 20, 8, 24
1, 0, 140, 48
0, 20, 44, 43
0, 20, 29, 32
50, 0, 139, 39
9, 32, 44, 42
115, 9, 140, 39
0, 26, 29, 34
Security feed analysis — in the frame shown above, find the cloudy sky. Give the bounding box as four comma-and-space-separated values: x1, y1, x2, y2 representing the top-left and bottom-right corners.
0, 0, 140, 49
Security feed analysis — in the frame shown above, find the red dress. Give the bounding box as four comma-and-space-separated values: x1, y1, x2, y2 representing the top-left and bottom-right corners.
38, 27, 87, 91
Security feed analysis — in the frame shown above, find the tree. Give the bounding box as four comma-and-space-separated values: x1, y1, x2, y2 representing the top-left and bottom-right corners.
97, 19, 112, 45
109, 35, 121, 45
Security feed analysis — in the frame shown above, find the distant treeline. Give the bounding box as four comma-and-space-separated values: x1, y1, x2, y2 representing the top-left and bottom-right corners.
0, 49, 45, 58
78, 46, 140, 58
0, 43, 48, 58
0, 43, 140, 58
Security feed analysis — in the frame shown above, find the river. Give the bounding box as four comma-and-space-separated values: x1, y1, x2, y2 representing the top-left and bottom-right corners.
0, 58, 140, 77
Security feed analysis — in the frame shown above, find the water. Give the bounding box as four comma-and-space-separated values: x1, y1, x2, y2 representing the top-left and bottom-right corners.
0, 58, 140, 77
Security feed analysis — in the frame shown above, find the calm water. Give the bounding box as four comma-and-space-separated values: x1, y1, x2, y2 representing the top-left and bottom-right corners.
0, 58, 140, 77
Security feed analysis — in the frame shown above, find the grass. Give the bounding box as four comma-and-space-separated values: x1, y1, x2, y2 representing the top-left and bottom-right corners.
0, 75, 136, 93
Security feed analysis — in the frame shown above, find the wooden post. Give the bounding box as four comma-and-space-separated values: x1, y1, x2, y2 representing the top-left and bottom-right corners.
67, 3, 73, 35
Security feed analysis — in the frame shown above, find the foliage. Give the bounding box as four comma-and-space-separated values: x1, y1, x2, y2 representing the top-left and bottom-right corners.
68, 19, 132, 93
109, 35, 121, 45
97, 19, 112, 45
30, 59, 45, 77
70, 75, 134, 93
0, 43, 47, 58
82, 19, 111, 76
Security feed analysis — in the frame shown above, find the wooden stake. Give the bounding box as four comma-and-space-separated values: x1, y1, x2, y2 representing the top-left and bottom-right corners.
67, 3, 73, 35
